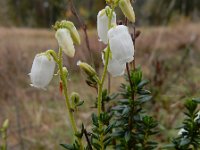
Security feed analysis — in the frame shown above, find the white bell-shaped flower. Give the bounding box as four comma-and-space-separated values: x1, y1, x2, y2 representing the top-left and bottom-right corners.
29, 53, 56, 89
97, 6, 116, 44
108, 25, 134, 64
102, 52, 126, 77
108, 57, 126, 77
55, 28, 75, 57
60, 20, 81, 45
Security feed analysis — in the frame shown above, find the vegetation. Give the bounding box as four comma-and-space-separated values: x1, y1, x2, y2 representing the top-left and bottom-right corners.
0, 0, 200, 149
1, 0, 200, 27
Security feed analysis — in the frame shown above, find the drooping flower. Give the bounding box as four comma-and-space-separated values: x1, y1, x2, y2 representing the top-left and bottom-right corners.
55, 28, 75, 57
107, 57, 126, 77
119, 0, 135, 22
102, 49, 126, 77
97, 6, 116, 44
61, 20, 81, 45
29, 53, 56, 89
108, 25, 134, 64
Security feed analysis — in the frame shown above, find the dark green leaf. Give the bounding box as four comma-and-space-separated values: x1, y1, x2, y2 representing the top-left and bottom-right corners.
137, 79, 149, 89
137, 95, 152, 104
92, 113, 99, 127
60, 144, 74, 150
125, 131, 131, 143
192, 98, 200, 103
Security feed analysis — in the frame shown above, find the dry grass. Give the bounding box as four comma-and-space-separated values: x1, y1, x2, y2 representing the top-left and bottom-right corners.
0, 22, 200, 149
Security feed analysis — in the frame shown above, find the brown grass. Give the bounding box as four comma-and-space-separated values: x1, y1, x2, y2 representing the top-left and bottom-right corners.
0, 22, 200, 149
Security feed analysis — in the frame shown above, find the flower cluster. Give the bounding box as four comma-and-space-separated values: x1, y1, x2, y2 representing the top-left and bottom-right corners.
29, 0, 136, 88
97, 5, 135, 77
29, 20, 81, 89
27, 0, 153, 150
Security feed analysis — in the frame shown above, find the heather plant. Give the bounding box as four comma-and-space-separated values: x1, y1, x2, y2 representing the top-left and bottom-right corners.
28, 0, 200, 150
163, 98, 200, 150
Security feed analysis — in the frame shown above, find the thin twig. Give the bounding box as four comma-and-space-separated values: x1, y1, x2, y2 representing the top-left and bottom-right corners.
68, 0, 94, 66
124, 18, 137, 150
132, 25, 136, 70
126, 64, 135, 150
83, 128, 93, 150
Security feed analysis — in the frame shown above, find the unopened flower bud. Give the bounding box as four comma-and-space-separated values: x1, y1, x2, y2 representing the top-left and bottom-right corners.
61, 20, 81, 45
2, 119, 9, 129
77, 61, 96, 77
29, 53, 56, 89
108, 25, 134, 64
119, 0, 135, 22
62, 67, 68, 78
97, 6, 116, 44
55, 28, 75, 57
70, 92, 80, 105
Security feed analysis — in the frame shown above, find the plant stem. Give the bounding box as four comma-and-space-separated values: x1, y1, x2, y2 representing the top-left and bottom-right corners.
97, 46, 110, 149
108, 74, 111, 94
97, 45, 110, 116
97, 8, 114, 150
58, 48, 84, 149
131, 25, 136, 70
2, 129, 7, 150
124, 18, 136, 149
83, 128, 93, 150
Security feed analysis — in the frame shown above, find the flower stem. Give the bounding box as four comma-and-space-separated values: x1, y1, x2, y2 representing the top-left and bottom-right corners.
58, 48, 84, 149
97, 46, 110, 150
97, 8, 114, 150
1, 129, 7, 150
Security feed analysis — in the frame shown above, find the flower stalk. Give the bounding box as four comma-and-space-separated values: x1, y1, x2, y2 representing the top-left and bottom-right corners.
97, 8, 114, 150
57, 48, 84, 149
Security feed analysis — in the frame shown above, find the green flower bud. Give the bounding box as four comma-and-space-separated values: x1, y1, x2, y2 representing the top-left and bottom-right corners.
70, 92, 80, 105
2, 119, 9, 129
62, 67, 68, 78
77, 61, 97, 77
61, 20, 81, 45
119, 0, 135, 22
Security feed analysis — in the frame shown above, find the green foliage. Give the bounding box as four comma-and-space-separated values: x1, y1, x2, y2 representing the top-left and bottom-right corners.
164, 98, 200, 150
112, 68, 158, 150
88, 89, 118, 149
7, 0, 67, 27
3, 0, 200, 27
60, 140, 80, 150
60, 124, 84, 150
91, 113, 114, 150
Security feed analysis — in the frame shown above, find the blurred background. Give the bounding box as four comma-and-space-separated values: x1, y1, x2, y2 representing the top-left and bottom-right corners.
0, 0, 200, 149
